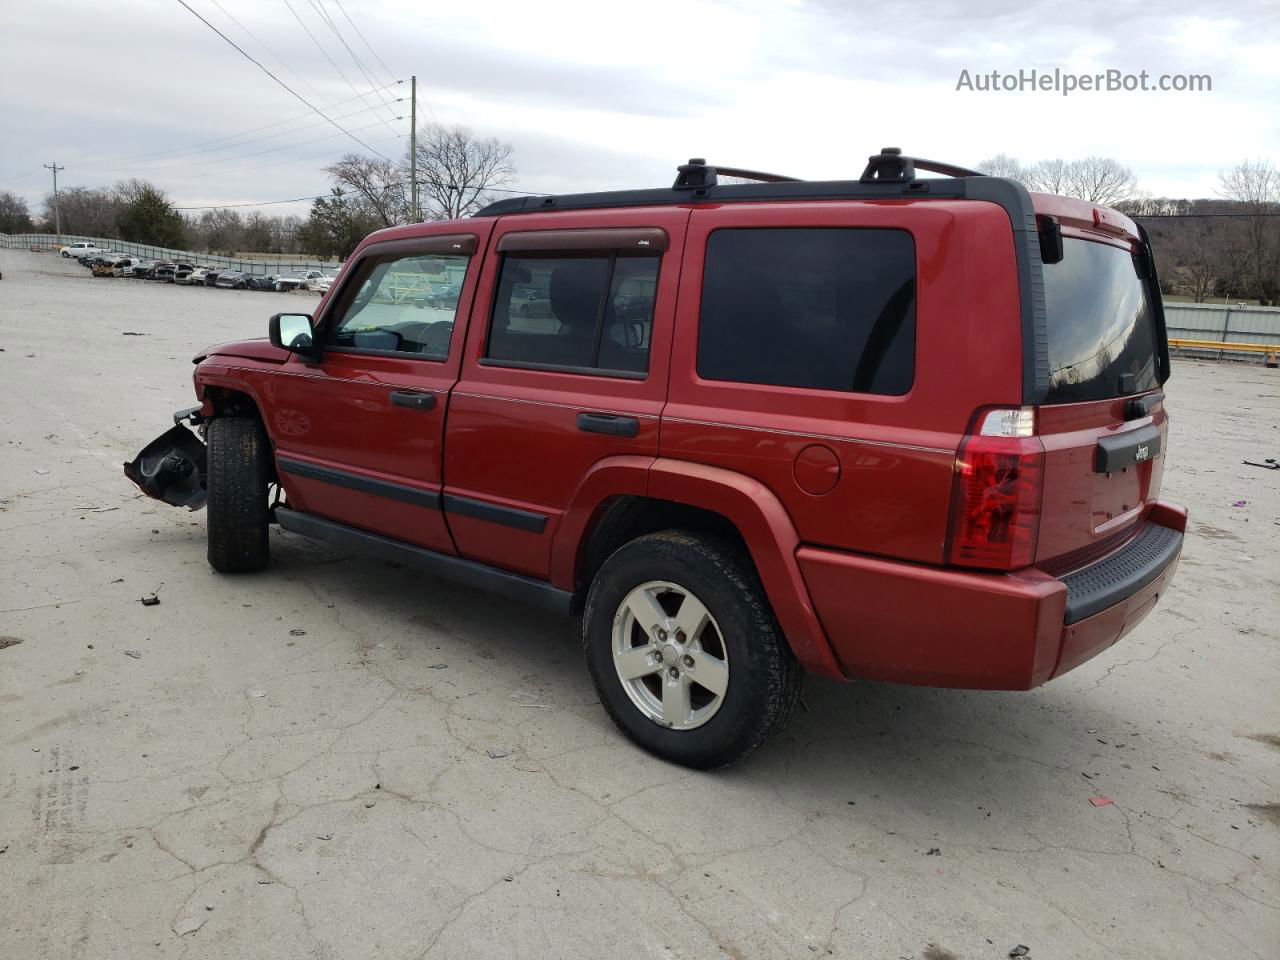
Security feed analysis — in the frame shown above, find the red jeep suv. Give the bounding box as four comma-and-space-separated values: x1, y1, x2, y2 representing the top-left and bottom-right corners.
126, 149, 1185, 768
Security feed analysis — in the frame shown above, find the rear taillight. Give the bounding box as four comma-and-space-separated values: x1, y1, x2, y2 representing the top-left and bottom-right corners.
947, 408, 1045, 570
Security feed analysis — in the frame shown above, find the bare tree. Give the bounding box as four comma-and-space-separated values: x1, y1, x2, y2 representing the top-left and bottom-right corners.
1024, 158, 1070, 195
1218, 159, 1279, 304
976, 154, 1026, 182
412, 123, 515, 221
1063, 157, 1139, 205
41, 186, 122, 237
325, 153, 409, 228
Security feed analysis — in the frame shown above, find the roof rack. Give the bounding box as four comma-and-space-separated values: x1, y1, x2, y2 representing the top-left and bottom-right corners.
860, 147, 983, 183
474, 147, 993, 218
673, 159, 801, 189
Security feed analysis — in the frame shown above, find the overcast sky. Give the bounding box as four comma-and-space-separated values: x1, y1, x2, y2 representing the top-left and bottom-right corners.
1, 0, 1277, 221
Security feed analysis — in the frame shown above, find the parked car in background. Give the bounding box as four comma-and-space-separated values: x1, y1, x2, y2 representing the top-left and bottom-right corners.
112, 257, 140, 277
179, 267, 210, 286
169, 262, 197, 283
150, 262, 178, 282
61, 241, 103, 259
249, 275, 279, 291
274, 270, 331, 292
91, 258, 116, 277
127, 260, 158, 279
310, 273, 336, 294
204, 269, 228, 287
214, 270, 251, 289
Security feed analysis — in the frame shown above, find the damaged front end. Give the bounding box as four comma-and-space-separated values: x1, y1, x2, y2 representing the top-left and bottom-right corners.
123, 407, 208, 510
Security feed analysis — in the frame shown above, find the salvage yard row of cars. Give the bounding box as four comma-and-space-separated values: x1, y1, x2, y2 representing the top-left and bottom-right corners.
60, 243, 334, 293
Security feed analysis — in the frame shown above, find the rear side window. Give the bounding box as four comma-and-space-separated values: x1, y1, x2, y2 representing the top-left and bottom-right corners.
697, 228, 916, 395
1043, 238, 1160, 403
486, 254, 659, 375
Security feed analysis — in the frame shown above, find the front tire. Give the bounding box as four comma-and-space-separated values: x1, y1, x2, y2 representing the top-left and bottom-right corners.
206, 417, 270, 573
583, 531, 802, 769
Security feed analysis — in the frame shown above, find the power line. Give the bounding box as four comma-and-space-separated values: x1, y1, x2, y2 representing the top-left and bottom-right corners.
77, 83, 403, 167
281, 0, 399, 136
310, 0, 402, 125
330, 0, 398, 87
173, 0, 392, 159
173, 182, 538, 211
1132, 212, 1280, 219
207, 0, 327, 104
78, 104, 403, 171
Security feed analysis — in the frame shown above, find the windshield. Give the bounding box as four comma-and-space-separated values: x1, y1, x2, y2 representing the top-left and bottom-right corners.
1042, 237, 1161, 404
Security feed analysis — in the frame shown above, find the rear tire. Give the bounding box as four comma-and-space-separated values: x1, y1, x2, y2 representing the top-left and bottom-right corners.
583, 531, 802, 769
206, 417, 270, 573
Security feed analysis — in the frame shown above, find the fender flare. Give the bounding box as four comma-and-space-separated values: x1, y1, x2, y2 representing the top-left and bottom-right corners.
554, 456, 844, 680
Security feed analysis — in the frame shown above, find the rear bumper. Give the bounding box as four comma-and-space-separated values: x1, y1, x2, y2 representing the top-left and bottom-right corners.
797, 501, 1186, 690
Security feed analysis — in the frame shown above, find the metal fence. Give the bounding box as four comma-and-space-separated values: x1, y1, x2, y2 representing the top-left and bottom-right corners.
0, 233, 337, 277
1164, 302, 1280, 362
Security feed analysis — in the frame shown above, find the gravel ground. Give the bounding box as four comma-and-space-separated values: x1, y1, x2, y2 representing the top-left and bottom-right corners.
1, 248, 1277, 960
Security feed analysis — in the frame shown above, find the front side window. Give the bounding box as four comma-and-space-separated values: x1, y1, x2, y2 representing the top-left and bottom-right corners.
486, 253, 659, 374
329, 253, 469, 358
697, 228, 916, 395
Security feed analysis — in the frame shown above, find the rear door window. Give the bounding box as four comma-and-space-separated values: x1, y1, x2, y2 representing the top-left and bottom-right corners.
1043, 238, 1160, 403
486, 253, 659, 375
696, 228, 916, 395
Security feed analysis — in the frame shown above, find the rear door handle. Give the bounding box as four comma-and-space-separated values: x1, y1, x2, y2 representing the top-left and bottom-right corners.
577, 412, 640, 438
389, 390, 437, 411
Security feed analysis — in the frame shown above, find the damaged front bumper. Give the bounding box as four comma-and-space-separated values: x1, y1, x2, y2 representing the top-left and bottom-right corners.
122, 407, 208, 510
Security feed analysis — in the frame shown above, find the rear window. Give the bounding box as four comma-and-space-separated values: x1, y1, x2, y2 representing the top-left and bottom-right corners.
697, 228, 916, 395
1043, 238, 1160, 403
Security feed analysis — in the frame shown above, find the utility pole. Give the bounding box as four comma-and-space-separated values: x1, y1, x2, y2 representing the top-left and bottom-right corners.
409, 76, 418, 222
44, 162, 65, 243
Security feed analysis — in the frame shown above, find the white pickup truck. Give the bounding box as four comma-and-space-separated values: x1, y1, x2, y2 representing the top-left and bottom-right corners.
60, 241, 105, 259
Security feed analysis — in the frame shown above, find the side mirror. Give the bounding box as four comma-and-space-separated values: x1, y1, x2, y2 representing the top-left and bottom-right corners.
269, 313, 320, 360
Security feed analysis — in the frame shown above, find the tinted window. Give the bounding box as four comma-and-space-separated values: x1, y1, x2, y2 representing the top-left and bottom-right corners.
1043, 238, 1159, 403
697, 228, 916, 394
486, 254, 658, 374
329, 253, 469, 359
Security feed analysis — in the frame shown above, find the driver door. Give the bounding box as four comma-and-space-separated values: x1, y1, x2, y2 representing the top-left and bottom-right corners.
269, 229, 490, 554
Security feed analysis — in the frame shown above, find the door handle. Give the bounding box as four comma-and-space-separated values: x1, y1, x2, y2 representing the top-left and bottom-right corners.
389, 390, 437, 411
577, 412, 640, 438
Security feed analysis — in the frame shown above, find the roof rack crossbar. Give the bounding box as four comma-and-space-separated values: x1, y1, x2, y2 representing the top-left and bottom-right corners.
860, 147, 983, 183
673, 159, 800, 189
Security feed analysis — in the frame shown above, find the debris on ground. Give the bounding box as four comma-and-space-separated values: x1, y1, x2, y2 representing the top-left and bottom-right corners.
428, 663, 448, 670
124, 650, 142, 659
248, 689, 267, 698
1242, 458, 1279, 470
511, 690, 550, 708
925, 847, 941, 856
139, 594, 160, 606
1231, 500, 1248, 507
316, 833, 334, 841
120, 331, 148, 336
1088, 796, 1114, 807
486, 748, 511, 759
0, 636, 23, 650
173, 916, 206, 937
289, 629, 306, 636
364, 800, 376, 808
1008, 946, 1030, 958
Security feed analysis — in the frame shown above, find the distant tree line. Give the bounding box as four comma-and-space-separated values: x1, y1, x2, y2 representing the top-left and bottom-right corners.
982, 156, 1280, 305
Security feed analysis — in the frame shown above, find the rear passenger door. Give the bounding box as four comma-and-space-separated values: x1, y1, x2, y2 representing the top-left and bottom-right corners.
443, 208, 690, 579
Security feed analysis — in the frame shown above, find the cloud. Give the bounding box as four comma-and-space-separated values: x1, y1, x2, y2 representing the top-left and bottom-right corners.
1, 0, 1275, 219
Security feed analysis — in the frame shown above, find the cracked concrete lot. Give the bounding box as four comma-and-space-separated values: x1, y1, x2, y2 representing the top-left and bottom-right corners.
1, 248, 1277, 959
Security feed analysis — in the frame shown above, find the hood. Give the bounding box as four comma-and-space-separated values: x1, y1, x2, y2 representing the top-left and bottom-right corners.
193, 337, 290, 365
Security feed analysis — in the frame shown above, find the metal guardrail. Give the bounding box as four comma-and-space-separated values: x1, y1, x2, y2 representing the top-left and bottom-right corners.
1169, 338, 1279, 365
0, 233, 338, 278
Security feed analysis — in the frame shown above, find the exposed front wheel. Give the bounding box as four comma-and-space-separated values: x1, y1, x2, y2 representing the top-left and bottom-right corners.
583, 531, 802, 769
206, 417, 271, 573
